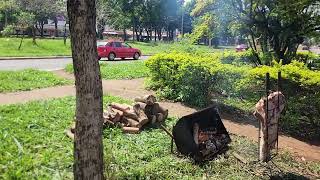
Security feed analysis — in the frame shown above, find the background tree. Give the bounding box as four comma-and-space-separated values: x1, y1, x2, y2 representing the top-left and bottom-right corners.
0, 0, 18, 31
189, 0, 216, 45
229, 0, 320, 64
67, 0, 104, 179
15, 11, 36, 49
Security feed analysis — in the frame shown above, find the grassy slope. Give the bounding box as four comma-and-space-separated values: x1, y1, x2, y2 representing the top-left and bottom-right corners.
0, 38, 229, 57
127, 41, 221, 55
0, 69, 71, 93
0, 96, 319, 179
65, 61, 149, 80
0, 38, 71, 57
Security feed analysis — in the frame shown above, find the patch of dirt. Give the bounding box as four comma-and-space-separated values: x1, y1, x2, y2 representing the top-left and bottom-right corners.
52, 69, 75, 80
0, 70, 319, 162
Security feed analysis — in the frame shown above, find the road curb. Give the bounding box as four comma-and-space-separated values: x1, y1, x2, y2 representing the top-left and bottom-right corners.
0, 56, 72, 61
0, 55, 153, 61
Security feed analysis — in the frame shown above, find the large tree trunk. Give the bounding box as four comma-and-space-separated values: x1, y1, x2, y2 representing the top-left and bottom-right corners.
67, 0, 104, 179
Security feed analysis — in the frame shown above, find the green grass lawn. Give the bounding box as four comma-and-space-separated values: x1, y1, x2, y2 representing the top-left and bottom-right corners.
0, 69, 71, 93
0, 96, 319, 179
0, 37, 231, 57
65, 61, 149, 80
0, 38, 71, 57
127, 41, 224, 55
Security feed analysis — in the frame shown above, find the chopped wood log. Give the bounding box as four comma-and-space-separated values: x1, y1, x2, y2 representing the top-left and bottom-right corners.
110, 103, 131, 112
104, 119, 115, 126
157, 104, 169, 119
134, 95, 156, 105
232, 152, 248, 164
156, 113, 164, 122
133, 102, 147, 111
65, 129, 74, 140
122, 127, 140, 134
111, 103, 139, 120
151, 115, 157, 124
138, 118, 149, 127
152, 103, 169, 120
123, 117, 140, 127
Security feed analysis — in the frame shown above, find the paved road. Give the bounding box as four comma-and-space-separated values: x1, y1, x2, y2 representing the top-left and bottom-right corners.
0, 56, 150, 71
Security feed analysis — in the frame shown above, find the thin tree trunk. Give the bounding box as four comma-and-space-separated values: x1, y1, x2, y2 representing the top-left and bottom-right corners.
67, 0, 104, 179
32, 26, 37, 45
154, 28, 157, 42
139, 29, 142, 42
123, 29, 127, 41
40, 21, 44, 37
64, 22, 67, 45
158, 29, 162, 41
18, 33, 24, 50
4, 11, 8, 27
54, 18, 59, 37
132, 21, 136, 41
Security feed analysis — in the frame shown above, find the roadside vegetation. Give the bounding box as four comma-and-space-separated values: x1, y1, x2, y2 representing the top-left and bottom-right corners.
127, 41, 227, 55
65, 61, 149, 80
0, 96, 319, 179
146, 50, 320, 141
0, 69, 70, 93
0, 38, 71, 57
0, 37, 230, 58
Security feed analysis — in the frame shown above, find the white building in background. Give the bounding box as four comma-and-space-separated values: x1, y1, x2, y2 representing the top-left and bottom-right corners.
40, 15, 69, 37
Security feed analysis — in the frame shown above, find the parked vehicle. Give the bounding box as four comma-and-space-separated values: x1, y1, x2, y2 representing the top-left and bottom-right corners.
235, 44, 249, 52
97, 41, 141, 60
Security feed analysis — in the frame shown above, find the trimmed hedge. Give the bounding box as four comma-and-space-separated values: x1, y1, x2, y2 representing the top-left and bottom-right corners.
146, 51, 320, 140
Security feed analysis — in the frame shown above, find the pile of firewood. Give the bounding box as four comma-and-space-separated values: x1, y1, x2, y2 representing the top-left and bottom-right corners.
104, 95, 168, 133
66, 95, 168, 139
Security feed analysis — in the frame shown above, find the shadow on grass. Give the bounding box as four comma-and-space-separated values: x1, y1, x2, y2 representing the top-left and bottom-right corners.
270, 173, 310, 180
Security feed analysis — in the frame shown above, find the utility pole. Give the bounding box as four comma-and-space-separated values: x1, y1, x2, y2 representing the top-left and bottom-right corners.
181, 8, 184, 37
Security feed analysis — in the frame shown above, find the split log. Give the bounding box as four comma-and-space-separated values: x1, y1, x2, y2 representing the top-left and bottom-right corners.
110, 103, 131, 112
232, 152, 248, 164
133, 102, 147, 111
156, 113, 164, 122
65, 129, 74, 140
122, 127, 140, 134
152, 103, 168, 119
111, 103, 140, 120
134, 95, 156, 105
123, 117, 140, 127
104, 119, 115, 126
151, 115, 157, 124
157, 104, 169, 119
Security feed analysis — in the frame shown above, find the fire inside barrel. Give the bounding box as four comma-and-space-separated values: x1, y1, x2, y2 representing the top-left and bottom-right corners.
173, 106, 231, 162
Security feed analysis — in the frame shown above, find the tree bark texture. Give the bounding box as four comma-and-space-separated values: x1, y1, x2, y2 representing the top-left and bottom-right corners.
67, 0, 104, 179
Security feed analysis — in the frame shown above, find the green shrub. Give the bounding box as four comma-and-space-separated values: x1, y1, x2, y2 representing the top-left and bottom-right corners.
294, 52, 320, 70
220, 50, 258, 66
146, 51, 320, 140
